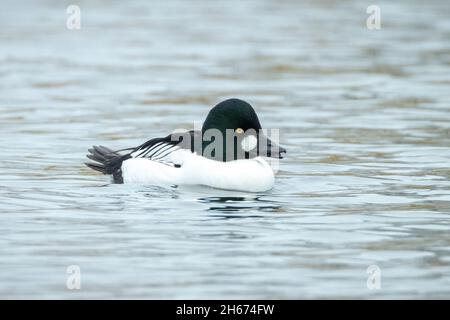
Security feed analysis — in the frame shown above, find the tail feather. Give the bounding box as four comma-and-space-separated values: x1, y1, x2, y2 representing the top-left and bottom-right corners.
85, 145, 131, 175
85, 162, 107, 173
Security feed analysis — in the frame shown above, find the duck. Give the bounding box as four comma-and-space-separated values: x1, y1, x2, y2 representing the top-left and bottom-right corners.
85, 98, 286, 192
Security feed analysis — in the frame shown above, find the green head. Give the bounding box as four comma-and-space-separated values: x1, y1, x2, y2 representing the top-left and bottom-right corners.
201, 98, 286, 161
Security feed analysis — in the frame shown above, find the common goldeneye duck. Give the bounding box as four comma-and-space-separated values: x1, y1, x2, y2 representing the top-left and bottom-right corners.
85, 98, 286, 192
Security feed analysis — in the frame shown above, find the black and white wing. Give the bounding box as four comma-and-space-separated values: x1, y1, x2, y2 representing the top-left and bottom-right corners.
129, 130, 198, 167
86, 130, 198, 179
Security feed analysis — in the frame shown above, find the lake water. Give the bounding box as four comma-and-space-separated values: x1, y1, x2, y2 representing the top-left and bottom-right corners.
0, 0, 449, 299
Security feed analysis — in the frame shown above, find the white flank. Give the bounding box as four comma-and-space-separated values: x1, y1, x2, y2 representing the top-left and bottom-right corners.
121, 150, 275, 192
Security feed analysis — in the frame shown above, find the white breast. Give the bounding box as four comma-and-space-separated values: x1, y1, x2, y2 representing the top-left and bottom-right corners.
121, 150, 275, 192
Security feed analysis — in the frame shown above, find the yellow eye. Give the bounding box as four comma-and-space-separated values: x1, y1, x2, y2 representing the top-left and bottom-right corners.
235, 128, 244, 134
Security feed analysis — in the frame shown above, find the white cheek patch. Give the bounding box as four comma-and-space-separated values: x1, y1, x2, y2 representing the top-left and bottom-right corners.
241, 135, 258, 152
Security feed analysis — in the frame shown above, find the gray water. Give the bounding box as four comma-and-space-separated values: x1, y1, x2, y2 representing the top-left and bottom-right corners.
1, 0, 450, 299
